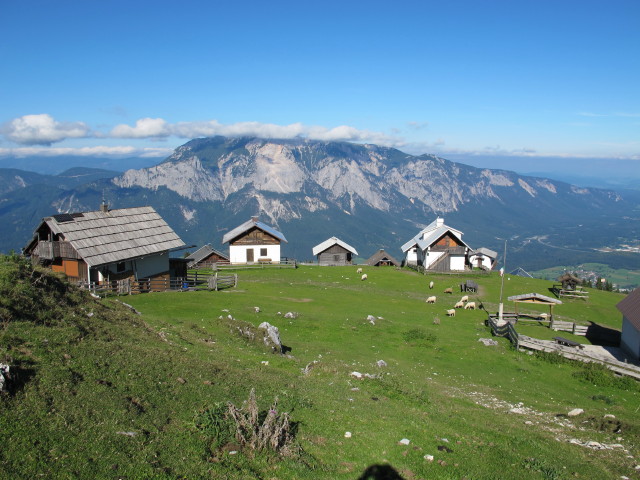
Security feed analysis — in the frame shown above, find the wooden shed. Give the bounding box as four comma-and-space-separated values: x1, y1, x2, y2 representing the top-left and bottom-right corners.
186, 244, 229, 268
365, 249, 401, 267
312, 237, 358, 266
617, 287, 640, 361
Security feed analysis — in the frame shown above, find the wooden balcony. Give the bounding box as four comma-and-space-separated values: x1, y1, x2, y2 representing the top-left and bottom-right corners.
36, 241, 81, 260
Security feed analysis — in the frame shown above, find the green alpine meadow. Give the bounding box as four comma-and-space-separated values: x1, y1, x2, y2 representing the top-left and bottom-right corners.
1, 255, 638, 479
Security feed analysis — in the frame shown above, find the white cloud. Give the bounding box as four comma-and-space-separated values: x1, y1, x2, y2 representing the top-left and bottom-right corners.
0, 146, 172, 158
110, 117, 171, 138
2, 114, 91, 145
110, 118, 404, 146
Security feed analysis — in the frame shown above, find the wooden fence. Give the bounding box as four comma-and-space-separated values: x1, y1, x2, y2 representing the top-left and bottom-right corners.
549, 319, 589, 336
77, 272, 238, 296
486, 316, 519, 349
194, 259, 297, 271
207, 273, 238, 291
486, 316, 640, 381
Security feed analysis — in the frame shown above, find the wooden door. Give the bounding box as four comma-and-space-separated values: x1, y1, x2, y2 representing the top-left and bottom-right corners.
246, 248, 254, 263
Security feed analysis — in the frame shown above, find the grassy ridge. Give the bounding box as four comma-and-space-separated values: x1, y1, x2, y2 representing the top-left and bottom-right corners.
1, 257, 638, 479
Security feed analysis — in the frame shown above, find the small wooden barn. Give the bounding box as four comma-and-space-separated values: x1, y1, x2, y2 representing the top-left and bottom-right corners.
617, 287, 640, 361
366, 249, 401, 267
23, 204, 186, 285
222, 217, 287, 264
312, 237, 358, 266
186, 244, 229, 268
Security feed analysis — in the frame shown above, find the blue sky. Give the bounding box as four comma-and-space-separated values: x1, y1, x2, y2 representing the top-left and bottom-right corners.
1, 0, 638, 177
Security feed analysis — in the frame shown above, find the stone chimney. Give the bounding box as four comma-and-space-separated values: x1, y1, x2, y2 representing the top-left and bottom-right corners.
436, 217, 444, 227
100, 202, 109, 213
251, 216, 259, 222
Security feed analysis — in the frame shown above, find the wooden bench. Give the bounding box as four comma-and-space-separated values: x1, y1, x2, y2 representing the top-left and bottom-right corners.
553, 336, 584, 349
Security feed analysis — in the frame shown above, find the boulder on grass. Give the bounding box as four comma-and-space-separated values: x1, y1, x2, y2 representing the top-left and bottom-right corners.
258, 322, 283, 354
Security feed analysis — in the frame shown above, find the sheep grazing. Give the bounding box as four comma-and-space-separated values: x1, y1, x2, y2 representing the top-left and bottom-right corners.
446, 309, 456, 317
460, 295, 469, 303
426, 296, 436, 304
361, 273, 368, 281
429, 281, 434, 289
454, 301, 465, 309
356, 267, 363, 274
443, 287, 453, 294
464, 302, 476, 310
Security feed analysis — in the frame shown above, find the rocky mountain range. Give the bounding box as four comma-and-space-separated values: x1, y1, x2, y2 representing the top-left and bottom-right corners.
1, 136, 639, 272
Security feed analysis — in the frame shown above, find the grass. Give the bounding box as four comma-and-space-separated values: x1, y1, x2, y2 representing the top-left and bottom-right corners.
1, 257, 638, 479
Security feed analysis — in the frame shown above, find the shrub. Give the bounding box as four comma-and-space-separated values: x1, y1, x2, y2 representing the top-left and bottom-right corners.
197, 389, 296, 457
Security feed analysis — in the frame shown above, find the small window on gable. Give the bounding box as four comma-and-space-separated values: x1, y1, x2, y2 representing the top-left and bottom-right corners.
116, 262, 126, 273
260, 248, 268, 257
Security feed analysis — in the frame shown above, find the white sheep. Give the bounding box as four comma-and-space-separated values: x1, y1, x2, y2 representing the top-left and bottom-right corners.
454, 301, 465, 308
443, 287, 453, 294
426, 296, 436, 304
356, 267, 363, 274
460, 295, 469, 303
429, 281, 434, 289
361, 273, 368, 281
464, 302, 476, 310
446, 309, 456, 317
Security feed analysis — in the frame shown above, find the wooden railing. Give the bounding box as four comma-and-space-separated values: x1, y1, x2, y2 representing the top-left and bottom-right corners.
486, 316, 519, 350
76, 273, 238, 296
194, 259, 297, 270
36, 241, 81, 260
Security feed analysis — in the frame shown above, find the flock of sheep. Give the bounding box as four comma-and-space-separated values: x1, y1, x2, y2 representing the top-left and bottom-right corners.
355, 267, 480, 317
426, 279, 480, 317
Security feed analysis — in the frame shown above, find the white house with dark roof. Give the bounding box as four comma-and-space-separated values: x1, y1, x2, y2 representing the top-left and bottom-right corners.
23, 204, 186, 284
312, 236, 358, 266
401, 217, 472, 272
222, 217, 287, 264
617, 287, 640, 361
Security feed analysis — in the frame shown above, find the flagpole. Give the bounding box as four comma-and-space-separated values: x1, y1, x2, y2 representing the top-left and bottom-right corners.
498, 239, 507, 322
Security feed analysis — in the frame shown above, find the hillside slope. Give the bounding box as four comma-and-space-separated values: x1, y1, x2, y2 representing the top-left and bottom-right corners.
1, 256, 638, 478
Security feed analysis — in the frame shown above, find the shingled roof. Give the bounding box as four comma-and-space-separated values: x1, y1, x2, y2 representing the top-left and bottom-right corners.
365, 249, 401, 267
618, 288, 640, 331
312, 236, 358, 256
186, 244, 229, 267
27, 206, 185, 267
222, 218, 287, 244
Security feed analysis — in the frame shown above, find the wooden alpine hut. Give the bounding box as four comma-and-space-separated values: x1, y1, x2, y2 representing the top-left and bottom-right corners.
312, 236, 358, 266
617, 287, 640, 361
222, 216, 287, 264
365, 249, 401, 267
186, 244, 229, 268
23, 204, 186, 286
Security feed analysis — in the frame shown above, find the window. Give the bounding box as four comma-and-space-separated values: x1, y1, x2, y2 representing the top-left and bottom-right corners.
260, 248, 268, 257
